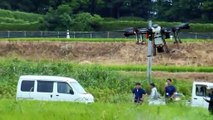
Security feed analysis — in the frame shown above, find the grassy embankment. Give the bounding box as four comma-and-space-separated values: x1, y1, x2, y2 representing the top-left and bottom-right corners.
0, 9, 42, 31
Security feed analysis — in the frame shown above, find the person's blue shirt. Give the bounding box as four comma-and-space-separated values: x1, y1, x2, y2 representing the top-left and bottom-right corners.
210, 94, 213, 100
132, 88, 146, 100
205, 93, 213, 113
165, 85, 176, 97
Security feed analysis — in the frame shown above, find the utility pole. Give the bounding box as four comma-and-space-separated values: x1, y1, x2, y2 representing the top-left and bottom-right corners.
147, 20, 153, 84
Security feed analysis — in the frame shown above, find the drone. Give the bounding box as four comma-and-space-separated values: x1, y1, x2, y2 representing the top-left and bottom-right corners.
123, 23, 190, 56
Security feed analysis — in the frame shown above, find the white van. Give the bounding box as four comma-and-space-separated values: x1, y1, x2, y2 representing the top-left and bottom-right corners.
191, 81, 213, 108
16, 75, 94, 103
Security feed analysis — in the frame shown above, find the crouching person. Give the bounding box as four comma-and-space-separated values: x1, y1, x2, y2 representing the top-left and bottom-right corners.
132, 82, 146, 104
149, 83, 164, 105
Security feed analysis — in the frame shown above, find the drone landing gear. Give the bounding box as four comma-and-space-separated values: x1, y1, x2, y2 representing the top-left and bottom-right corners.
173, 30, 182, 44
135, 34, 146, 45
157, 46, 164, 53
153, 44, 170, 56
162, 39, 169, 53
153, 45, 157, 56
136, 41, 146, 45
153, 45, 165, 56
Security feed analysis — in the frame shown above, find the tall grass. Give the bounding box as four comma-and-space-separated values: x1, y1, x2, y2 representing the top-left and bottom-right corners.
0, 58, 195, 101
0, 100, 212, 120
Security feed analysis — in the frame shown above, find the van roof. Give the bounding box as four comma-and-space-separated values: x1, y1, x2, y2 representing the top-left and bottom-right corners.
19, 75, 77, 82
193, 81, 213, 89
193, 81, 213, 85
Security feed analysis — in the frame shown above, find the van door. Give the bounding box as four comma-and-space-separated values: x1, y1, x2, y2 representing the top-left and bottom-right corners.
192, 84, 208, 108
35, 81, 54, 101
17, 80, 35, 99
53, 82, 80, 102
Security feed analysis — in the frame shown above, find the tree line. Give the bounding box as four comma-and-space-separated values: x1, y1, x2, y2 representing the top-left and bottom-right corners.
0, 0, 212, 31
0, 0, 212, 22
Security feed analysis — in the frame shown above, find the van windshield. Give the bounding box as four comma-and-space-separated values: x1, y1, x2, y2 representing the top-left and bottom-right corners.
70, 82, 86, 94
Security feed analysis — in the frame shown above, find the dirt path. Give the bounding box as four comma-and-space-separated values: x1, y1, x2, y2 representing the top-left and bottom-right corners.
152, 71, 213, 82
0, 41, 212, 66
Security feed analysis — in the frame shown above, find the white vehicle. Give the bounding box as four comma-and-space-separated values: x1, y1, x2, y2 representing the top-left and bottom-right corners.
191, 81, 213, 108
16, 75, 94, 103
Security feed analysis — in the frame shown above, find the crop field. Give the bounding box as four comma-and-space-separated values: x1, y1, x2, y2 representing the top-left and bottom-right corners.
0, 38, 212, 119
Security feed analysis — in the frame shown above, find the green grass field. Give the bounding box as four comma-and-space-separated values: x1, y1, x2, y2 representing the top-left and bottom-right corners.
0, 99, 212, 120
0, 37, 212, 119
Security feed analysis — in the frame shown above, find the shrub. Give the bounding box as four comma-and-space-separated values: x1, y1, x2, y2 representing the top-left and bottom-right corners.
42, 5, 74, 31
72, 12, 103, 31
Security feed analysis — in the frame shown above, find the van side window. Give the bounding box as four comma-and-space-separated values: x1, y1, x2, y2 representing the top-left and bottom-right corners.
21, 81, 34, 92
37, 81, 53, 92
196, 85, 207, 96
57, 82, 74, 94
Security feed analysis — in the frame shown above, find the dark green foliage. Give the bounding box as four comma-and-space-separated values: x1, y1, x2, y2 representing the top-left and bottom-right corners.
41, 5, 73, 30
72, 12, 103, 31
41, 4, 103, 31
0, 8, 212, 32
0, 0, 213, 22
